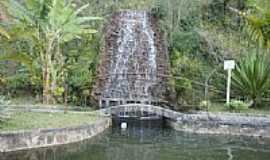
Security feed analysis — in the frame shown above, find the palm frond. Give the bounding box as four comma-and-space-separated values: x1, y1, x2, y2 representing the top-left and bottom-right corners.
245, 15, 270, 48
0, 27, 10, 39
74, 3, 90, 16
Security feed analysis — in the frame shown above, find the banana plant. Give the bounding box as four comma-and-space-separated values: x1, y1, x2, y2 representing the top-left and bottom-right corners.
1, 0, 102, 104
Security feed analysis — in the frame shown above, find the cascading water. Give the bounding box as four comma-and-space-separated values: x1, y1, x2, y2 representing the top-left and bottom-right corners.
94, 10, 169, 107
104, 11, 157, 101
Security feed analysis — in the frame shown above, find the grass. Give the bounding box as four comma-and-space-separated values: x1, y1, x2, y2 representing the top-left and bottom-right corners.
4, 94, 97, 111
208, 103, 270, 115
0, 112, 99, 132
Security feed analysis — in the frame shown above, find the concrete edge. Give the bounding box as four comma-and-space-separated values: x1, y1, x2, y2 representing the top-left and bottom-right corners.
0, 117, 112, 152
101, 105, 270, 138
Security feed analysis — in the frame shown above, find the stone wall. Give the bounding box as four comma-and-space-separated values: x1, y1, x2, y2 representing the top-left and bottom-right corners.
168, 112, 270, 138
99, 104, 270, 138
0, 118, 111, 152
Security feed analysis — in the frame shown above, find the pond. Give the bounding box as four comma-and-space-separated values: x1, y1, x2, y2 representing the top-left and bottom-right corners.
1, 118, 270, 160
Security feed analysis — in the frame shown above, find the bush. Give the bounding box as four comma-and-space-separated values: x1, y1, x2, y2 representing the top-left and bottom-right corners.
170, 49, 206, 104
0, 96, 10, 105
151, 0, 167, 19
232, 53, 270, 107
198, 100, 211, 111
225, 100, 249, 112
0, 96, 11, 122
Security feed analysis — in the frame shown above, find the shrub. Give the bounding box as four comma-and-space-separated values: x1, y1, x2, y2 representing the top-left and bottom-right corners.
198, 100, 211, 111
232, 53, 270, 107
225, 100, 249, 112
151, 0, 167, 19
170, 49, 205, 104
0, 96, 11, 122
0, 96, 10, 105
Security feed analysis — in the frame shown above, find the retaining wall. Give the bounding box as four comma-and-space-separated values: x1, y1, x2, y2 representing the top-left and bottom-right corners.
0, 118, 111, 152
2, 105, 270, 152
167, 112, 270, 138
100, 105, 270, 138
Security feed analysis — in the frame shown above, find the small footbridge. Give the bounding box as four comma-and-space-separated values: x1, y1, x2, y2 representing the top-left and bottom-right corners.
96, 104, 183, 121
95, 104, 270, 128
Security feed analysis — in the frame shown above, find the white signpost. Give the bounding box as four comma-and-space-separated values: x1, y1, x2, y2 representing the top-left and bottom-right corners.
224, 60, 235, 105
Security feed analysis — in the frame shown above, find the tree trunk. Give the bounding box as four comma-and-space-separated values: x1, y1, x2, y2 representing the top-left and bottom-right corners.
64, 83, 68, 114
42, 62, 51, 104
42, 38, 55, 104
50, 69, 57, 104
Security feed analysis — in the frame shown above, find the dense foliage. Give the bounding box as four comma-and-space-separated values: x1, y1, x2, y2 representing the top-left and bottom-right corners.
0, 0, 269, 108
0, 0, 101, 104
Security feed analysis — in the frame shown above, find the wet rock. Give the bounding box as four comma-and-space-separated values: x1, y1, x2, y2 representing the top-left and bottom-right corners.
93, 11, 170, 107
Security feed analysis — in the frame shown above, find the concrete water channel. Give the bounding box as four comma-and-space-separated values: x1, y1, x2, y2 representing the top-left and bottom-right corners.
1, 106, 270, 160
1, 104, 270, 159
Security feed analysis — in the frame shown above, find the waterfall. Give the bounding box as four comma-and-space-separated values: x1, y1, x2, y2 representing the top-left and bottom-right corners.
103, 11, 157, 101
94, 10, 169, 108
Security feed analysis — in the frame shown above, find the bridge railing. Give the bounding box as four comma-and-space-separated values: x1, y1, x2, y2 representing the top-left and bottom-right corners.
96, 104, 183, 120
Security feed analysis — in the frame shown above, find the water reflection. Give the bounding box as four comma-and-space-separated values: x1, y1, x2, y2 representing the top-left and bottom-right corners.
1, 118, 270, 160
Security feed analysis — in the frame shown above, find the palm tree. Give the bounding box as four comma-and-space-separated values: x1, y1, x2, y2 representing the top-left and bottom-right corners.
245, 9, 270, 49
232, 53, 270, 107
229, 0, 270, 50
1, 0, 101, 104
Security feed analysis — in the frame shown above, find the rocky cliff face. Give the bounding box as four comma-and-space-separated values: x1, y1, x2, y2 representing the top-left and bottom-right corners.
93, 11, 169, 107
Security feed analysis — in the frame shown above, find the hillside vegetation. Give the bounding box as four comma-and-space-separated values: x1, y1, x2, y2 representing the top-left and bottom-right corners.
0, 0, 269, 111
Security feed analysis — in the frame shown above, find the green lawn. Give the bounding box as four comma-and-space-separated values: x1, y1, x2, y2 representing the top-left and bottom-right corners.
208, 103, 270, 115
0, 112, 99, 132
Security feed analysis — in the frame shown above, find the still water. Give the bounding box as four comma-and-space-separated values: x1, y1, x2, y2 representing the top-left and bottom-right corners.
1, 118, 270, 160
